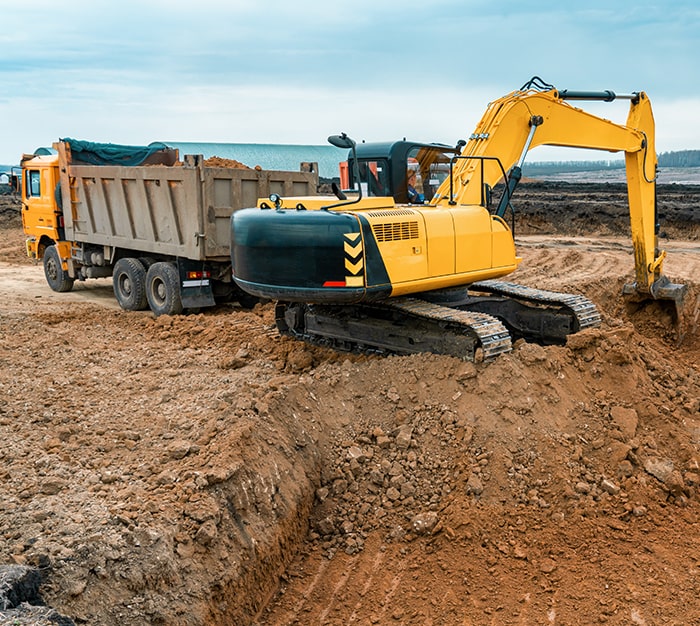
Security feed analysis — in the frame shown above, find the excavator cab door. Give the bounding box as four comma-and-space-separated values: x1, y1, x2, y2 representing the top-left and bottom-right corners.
408, 146, 455, 203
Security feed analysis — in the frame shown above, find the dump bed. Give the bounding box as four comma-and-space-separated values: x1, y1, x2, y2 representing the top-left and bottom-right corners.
58, 149, 317, 261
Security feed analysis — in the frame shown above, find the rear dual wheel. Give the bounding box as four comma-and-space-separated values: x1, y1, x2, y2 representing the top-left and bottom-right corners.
113, 258, 148, 311
146, 262, 183, 316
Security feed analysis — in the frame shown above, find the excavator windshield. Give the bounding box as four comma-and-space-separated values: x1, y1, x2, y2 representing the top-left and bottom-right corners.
356, 159, 391, 197
349, 141, 460, 203
407, 145, 456, 203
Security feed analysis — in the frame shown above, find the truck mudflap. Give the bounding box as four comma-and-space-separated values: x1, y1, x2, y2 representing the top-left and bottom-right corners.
177, 258, 216, 309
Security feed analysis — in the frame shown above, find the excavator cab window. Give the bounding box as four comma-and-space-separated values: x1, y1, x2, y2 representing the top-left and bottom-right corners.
355, 160, 390, 197
407, 146, 454, 203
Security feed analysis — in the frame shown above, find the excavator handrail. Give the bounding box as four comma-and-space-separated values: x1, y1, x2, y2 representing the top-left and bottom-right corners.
447, 155, 509, 206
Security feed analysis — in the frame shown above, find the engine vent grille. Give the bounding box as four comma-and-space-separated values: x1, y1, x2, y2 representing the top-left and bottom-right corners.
366, 209, 416, 218
372, 221, 420, 242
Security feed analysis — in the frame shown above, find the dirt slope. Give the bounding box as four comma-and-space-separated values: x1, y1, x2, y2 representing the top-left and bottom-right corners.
0, 186, 699, 625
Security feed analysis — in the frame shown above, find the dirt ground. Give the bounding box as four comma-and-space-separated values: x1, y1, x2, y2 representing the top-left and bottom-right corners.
0, 183, 699, 626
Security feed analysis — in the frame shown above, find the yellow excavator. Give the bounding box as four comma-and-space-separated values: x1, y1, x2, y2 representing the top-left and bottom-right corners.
230, 77, 686, 360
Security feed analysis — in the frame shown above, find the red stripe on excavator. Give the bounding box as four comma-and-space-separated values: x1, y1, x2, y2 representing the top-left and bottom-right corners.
323, 281, 347, 287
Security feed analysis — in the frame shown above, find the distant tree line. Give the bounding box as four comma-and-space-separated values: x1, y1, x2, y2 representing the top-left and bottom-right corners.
523, 160, 623, 175
658, 150, 700, 167
522, 150, 700, 176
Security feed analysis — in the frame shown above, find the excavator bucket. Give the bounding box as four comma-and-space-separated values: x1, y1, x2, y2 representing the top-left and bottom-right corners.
622, 276, 687, 320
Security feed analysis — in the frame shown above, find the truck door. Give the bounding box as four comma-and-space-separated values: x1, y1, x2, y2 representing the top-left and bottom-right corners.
22, 163, 61, 243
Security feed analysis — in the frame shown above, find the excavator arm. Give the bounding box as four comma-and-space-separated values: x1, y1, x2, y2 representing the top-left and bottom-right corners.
431, 80, 685, 306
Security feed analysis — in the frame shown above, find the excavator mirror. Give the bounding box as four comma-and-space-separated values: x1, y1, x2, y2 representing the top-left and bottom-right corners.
328, 133, 356, 150
322, 132, 363, 209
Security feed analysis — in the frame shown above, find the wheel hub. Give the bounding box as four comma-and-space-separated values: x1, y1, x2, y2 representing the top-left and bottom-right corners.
155, 280, 166, 302
47, 260, 58, 281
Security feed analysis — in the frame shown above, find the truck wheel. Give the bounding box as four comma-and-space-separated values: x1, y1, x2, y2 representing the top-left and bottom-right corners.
113, 258, 148, 311
146, 262, 183, 316
43, 245, 74, 293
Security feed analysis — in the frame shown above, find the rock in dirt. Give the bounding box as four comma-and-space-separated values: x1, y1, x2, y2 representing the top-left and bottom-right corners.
0, 565, 75, 625
643, 456, 688, 496
609, 405, 639, 441
411, 512, 439, 535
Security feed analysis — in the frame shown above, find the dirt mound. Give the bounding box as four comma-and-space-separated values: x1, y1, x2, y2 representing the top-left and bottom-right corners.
0, 184, 699, 625
261, 319, 700, 624
0, 196, 24, 264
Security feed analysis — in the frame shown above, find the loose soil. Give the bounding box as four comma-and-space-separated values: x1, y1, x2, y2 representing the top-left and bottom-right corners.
0, 182, 698, 626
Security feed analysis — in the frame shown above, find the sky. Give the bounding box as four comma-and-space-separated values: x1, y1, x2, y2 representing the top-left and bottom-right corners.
1, 0, 699, 165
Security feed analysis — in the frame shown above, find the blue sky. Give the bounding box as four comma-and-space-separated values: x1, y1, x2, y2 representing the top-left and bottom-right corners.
1, 0, 699, 165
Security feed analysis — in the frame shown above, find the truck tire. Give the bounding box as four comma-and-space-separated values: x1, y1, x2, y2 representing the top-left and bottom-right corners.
146, 262, 183, 316
138, 257, 156, 271
113, 258, 148, 311
43, 245, 74, 293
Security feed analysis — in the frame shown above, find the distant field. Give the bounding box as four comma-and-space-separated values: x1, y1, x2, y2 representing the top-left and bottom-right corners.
529, 166, 700, 185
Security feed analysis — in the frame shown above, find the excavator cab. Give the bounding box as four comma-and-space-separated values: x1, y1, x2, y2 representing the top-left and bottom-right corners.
345, 140, 461, 204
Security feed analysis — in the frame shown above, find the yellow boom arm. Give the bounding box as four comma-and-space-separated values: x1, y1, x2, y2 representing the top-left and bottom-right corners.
431, 84, 684, 304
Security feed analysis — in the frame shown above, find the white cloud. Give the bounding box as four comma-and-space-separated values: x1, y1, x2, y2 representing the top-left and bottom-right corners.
653, 99, 700, 153
2, 81, 699, 165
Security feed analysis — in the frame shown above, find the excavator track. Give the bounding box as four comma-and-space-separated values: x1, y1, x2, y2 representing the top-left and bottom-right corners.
389, 298, 513, 360
274, 281, 599, 362
471, 280, 602, 331
418, 279, 601, 345
275, 298, 512, 362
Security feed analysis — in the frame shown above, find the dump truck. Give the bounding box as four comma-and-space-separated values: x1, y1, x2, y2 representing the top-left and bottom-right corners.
21, 139, 318, 314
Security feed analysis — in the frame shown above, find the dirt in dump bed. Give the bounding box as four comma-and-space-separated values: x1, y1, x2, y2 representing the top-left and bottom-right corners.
202, 156, 252, 169
0, 184, 698, 625
169, 156, 253, 168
